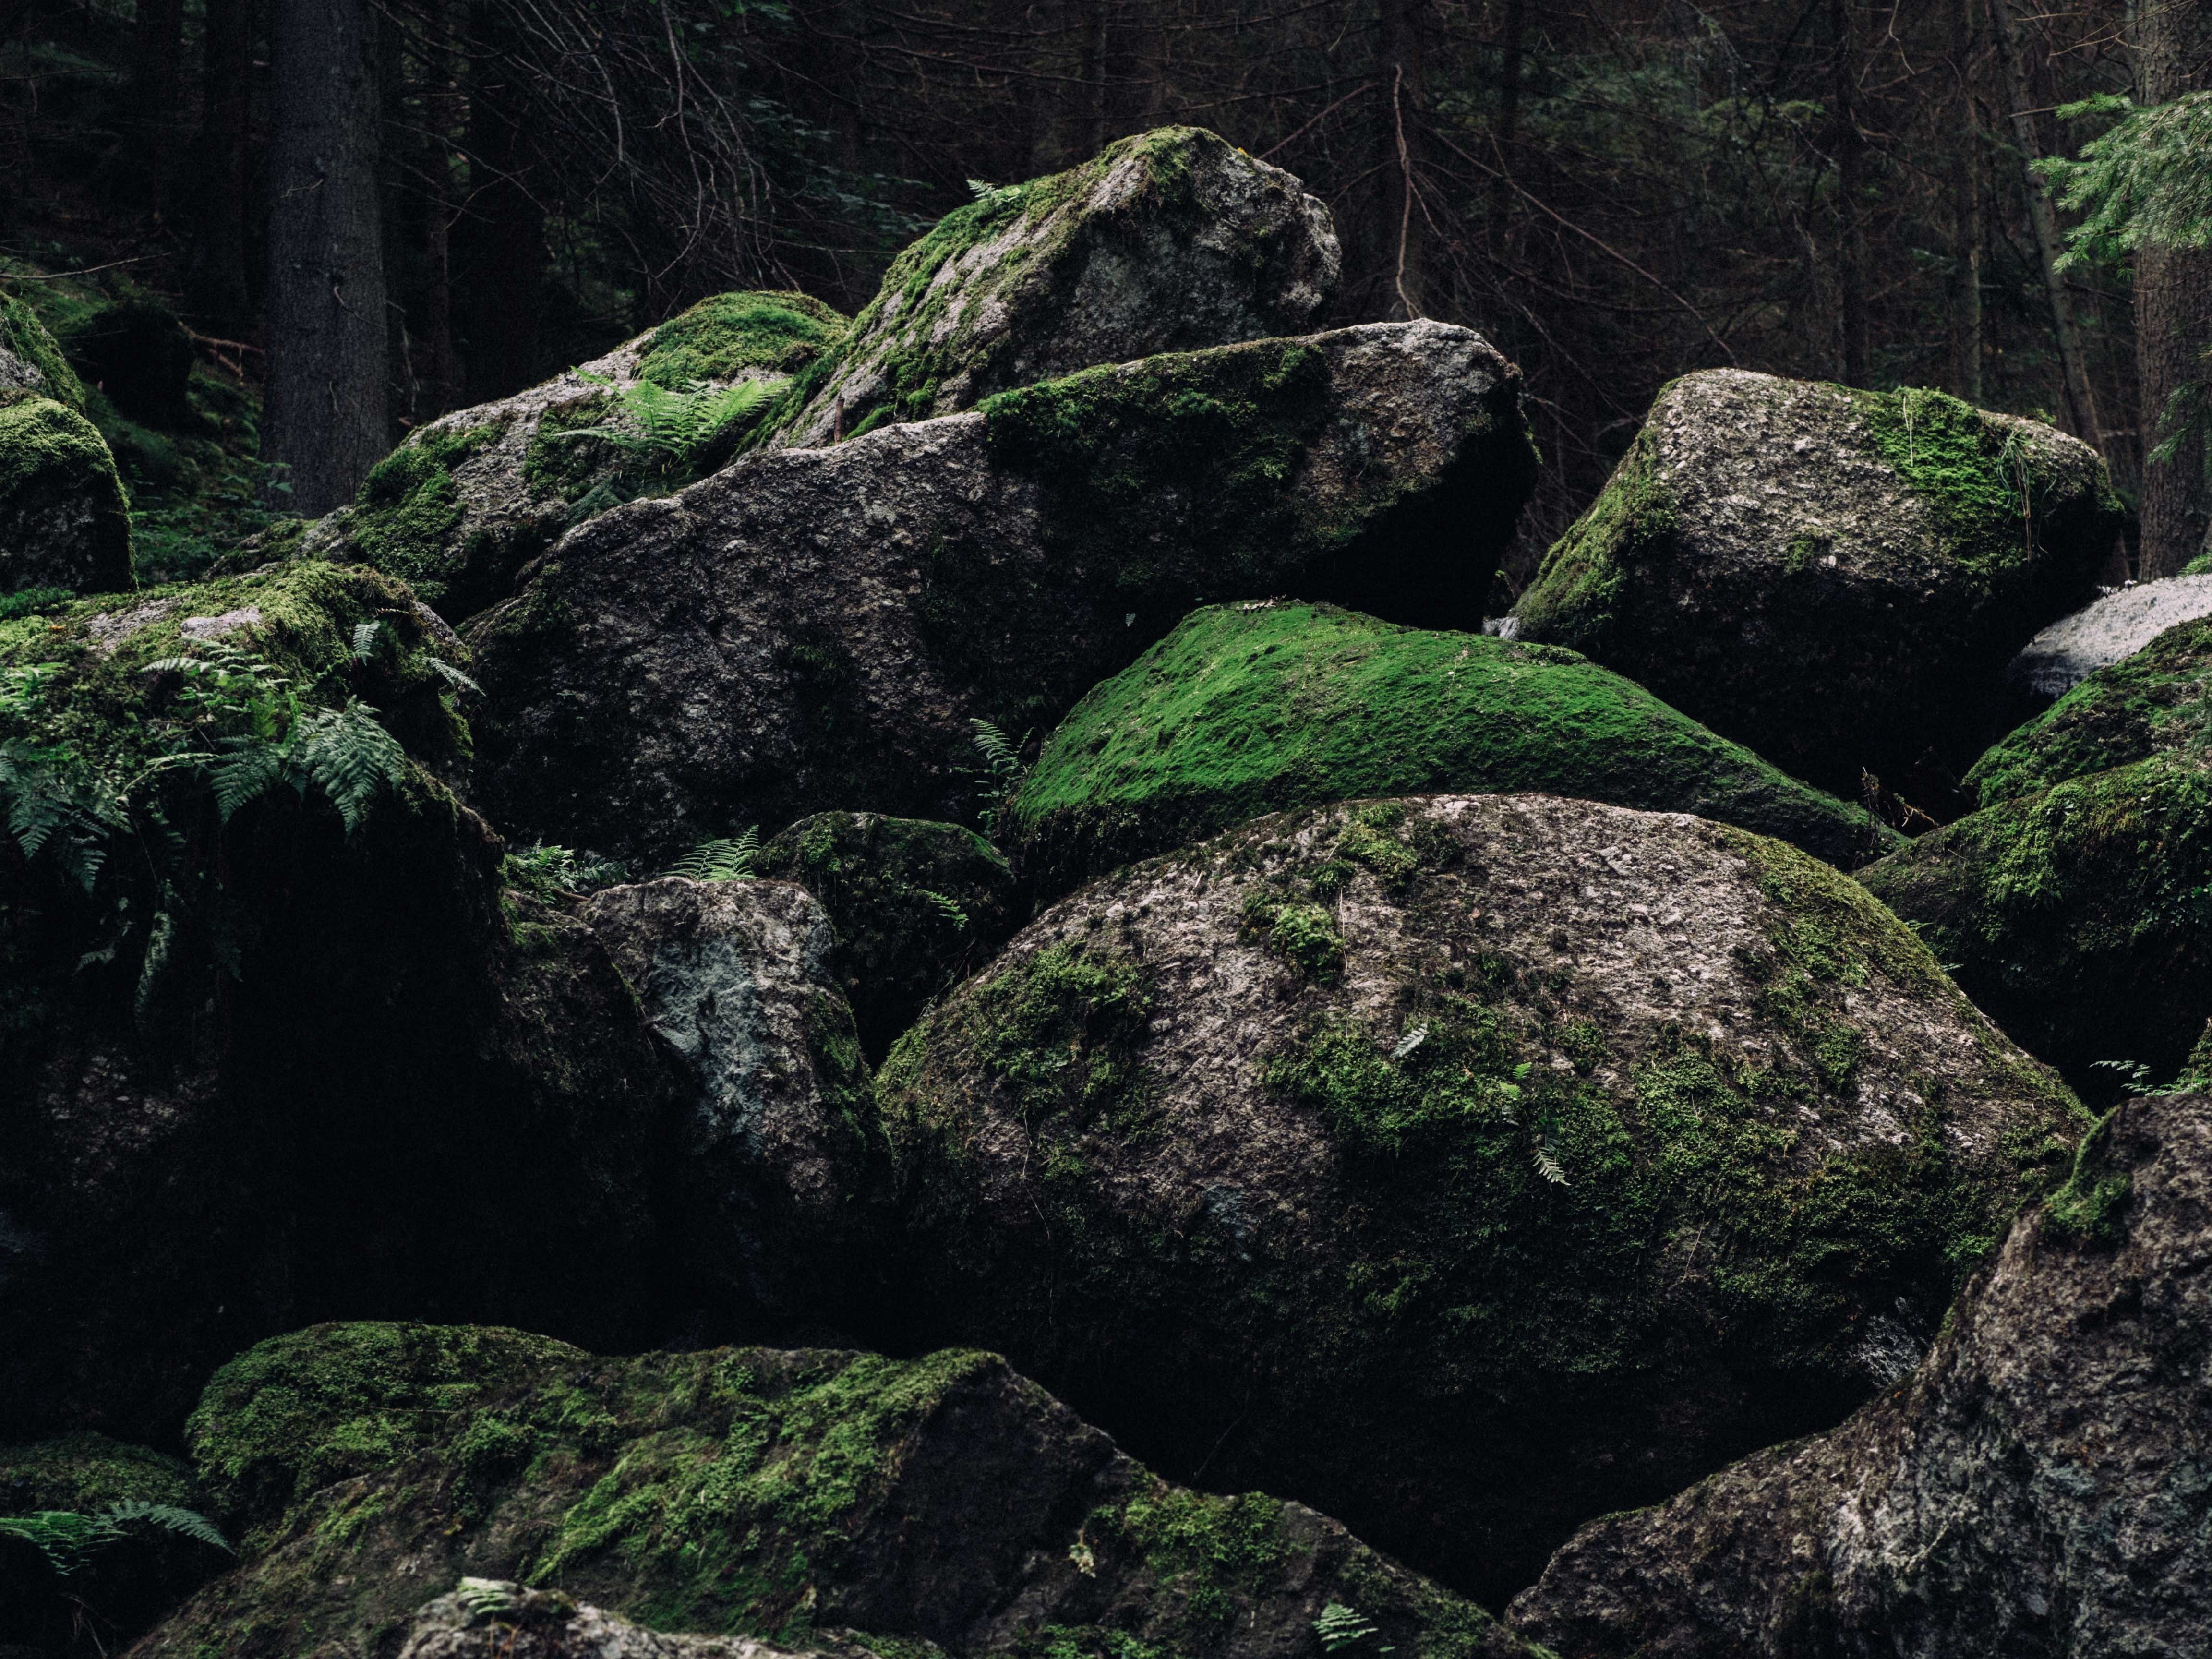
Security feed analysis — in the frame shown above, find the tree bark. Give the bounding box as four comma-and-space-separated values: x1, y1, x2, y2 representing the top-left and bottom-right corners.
1831, 0, 1870, 385
263, 0, 389, 516
1948, 0, 1985, 404
1990, 0, 2105, 445
1377, 0, 1428, 319
2135, 0, 2212, 575
187, 0, 255, 329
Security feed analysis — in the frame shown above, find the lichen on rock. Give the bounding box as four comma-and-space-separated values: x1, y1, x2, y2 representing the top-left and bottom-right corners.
1510, 371, 2123, 799
876, 793, 2084, 1605
0, 394, 132, 596
764, 127, 1340, 449
1010, 600, 1898, 896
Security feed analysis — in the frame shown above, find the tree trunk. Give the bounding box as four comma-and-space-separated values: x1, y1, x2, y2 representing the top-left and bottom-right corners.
263, 0, 389, 516
421, 0, 459, 421
1377, 0, 1428, 319
459, 0, 547, 403
131, 0, 186, 216
1948, 0, 1985, 404
187, 0, 254, 329
1990, 0, 2105, 445
2136, 0, 2212, 575
1488, 0, 1526, 252
1831, 0, 1870, 385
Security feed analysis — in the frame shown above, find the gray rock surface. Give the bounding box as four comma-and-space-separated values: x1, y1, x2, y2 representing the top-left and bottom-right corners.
0, 395, 132, 595
466, 321, 1535, 866
1510, 371, 2121, 798
1508, 1089, 2212, 1659
767, 126, 1339, 448
2003, 575, 2212, 701
397, 1583, 875, 1659
876, 793, 2085, 1608
579, 878, 881, 1330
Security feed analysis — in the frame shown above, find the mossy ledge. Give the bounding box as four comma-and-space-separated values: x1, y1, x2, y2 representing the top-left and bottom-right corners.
1010, 600, 1897, 896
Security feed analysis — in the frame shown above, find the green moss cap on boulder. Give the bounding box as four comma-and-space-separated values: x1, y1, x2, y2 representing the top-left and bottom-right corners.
756, 813, 1022, 1062
1857, 751, 2212, 1103
767, 127, 1340, 449
1011, 600, 1899, 895
876, 793, 2083, 1607
1510, 371, 2122, 799
0, 395, 132, 596
637, 291, 848, 389
0, 292, 88, 414
1968, 611, 2212, 805
0, 1433, 202, 1515
147, 1322, 1538, 1659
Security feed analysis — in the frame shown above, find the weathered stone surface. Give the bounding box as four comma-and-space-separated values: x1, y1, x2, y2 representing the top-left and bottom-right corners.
755, 813, 1022, 1061
467, 322, 1535, 866
1508, 1090, 2212, 1659
396, 1583, 883, 1659
766, 127, 1339, 449
144, 1322, 1536, 1659
1510, 372, 2122, 799
0, 396, 132, 596
309, 292, 845, 619
2002, 574, 2212, 704
0, 569, 678, 1440
577, 878, 882, 1330
1970, 608, 2212, 805
1011, 600, 1899, 899
0, 293, 87, 414
1858, 751, 2212, 1104
876, 793, 2084, 1607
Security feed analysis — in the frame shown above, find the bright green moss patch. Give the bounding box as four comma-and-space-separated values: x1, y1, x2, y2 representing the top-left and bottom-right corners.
635, 291, 847, 389
2041, 1110, 2132, 1243
1968, 614, 2212, 805
1855, 387, 2056, 576
0, 290, 87, 413
926, 938, 1154, 1134
0, 394, 132, 593
0, 1432, 202, 1514
1011, 601, 1894, 893
349, 422, 503, 601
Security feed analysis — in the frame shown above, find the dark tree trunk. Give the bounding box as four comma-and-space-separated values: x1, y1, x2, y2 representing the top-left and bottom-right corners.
188, 0, 255, 329
1831, 0, 1869, 385
1488, 0, 1526, 249
458, 1, 547, 403
2136, 0, 2212, 575
421, 0, 459, 421
263, 0, 389, 516
1948, 0, 1984, 404
131, 0, 186, 215
1376, 0, 1428, 319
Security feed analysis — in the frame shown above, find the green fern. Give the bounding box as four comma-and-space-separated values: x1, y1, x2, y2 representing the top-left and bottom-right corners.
665, 826, 760, 882
968, 717, 1029, 834
1314, 1602, 1392, 1654
0, 1501, 231, 1577
917, 887, 969, 930
546, 371, 784, 482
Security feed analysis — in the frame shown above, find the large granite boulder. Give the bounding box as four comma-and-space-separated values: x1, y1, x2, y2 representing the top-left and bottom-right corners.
0, 394, 132, 596
577, 877, 883, 1333
307, 291, 845, 619
764, 126, 1339, 448
0, 567, 677, 1441
1508, 1089, 2212, 1659
144, 1321, 1537, 1659
876, 793, 2084, 1606
1968, 608, 2212, 805
395, 1583, 887, 1659
1857, 751, 2212, 1103
0, 292, 88, 413
1011, 600, 1899, 898
467, 322, 1535, 866
2000, 573, 2212, 705
1510, 373, 2122, 799
754, 813, 1022, 1061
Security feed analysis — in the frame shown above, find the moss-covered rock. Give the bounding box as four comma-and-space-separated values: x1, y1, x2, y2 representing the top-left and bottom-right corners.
1507, 1089, 2212, 1659
1011, 601, 1898, 895
1857, 751, 2212, 1103
0, 292, 87, 413
1510, 371, 2123, 801
877, 793, 2084, 1606
311, 293, 846, 620
1968, 609, 2212, 805
0, 568, 681, 1441
144, 1322, 1537, 1659
756, 814, 1022, 1060
467, 321, 1534, 866
394, 1581, 895, 1658
0, 395, 132, 595
766, 127, 1338, 449
0, 1433, 202, 1515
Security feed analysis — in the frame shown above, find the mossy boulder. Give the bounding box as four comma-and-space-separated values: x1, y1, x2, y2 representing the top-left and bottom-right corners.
1508, 1090, 2212, 1659
1510, 371, 2123, 801
310, 292, 846, 620
0, 292, 87, 413
756, 813, 1022, 1061
394, 1582, 891, 1658
767, 127, 1339, 449
0, 1433, 202, 1515
1968, 609, 2212, 805
0, 567, 680, 1440
144, 1321, 1538, 1659
1012, 600, 1898, 896
577, 878, 885, 1333
0, 396, 132, 596
1857, 751, 2212, 1103
467, 321, 1534, 866
2000, 572, 2212, 710
876, 793, 2084, 1606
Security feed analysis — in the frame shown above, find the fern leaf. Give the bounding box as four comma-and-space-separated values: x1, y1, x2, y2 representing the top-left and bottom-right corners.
427, 658, 483, 696
1315, 1602, 1387, 1653
209, 743, 285, 822
294, 701, 409, 834
350, 620, 384, 661
97, 1501, 233, 1554
917, 888, 969, 930
665, 827, 760, 882
1532, 1139, 1571, 1186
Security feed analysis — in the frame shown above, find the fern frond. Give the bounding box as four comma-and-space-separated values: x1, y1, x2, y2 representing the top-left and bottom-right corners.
1532, 1139, 1571, 1186
969, 718, 1019, 774
97, 1501, 233, 1555
665, 826, 760, 882
292, 700, 409, 834
349, 620, 384, 661
917, 888, 969, 930
427, 657, 483, 696
208, 741, 287, 822
1314, 1602, 1390, 1653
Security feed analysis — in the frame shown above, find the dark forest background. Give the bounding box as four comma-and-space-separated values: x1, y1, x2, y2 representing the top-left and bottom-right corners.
2, 0, 2207, 584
